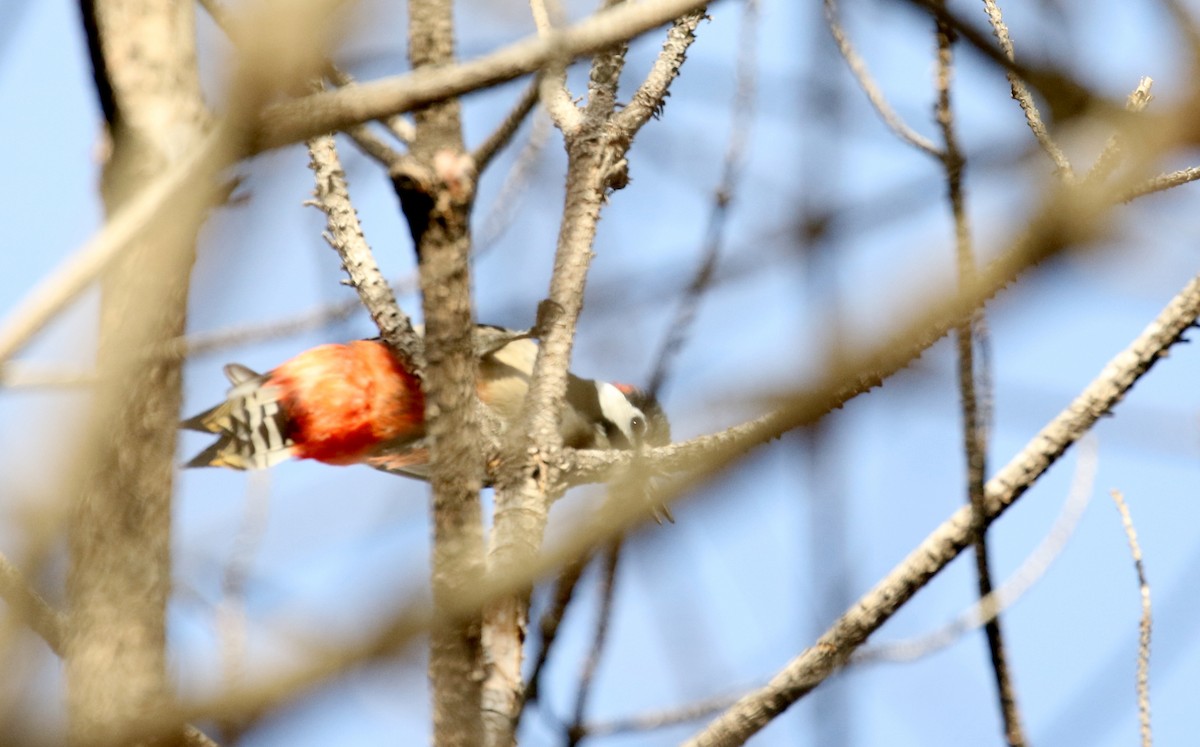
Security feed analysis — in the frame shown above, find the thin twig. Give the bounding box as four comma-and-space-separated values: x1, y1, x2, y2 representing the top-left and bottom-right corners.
0, 128, 231, 369
565, 539, 622, 746
583, 690, 743, 737
1085, 77, 1155, 184
213, 471, 271, 741
0, 551, 66, 656
683, 269, 1200, 747
933, 10, 1026, 746
529, 0, 581, 132
521, 557, 589, 710
473, 78, 541, 172
0, 364, 97, 388
855, 434, 1098, 664
1122, 165, 1200, 201
978, 0, 1074, 178
200, 0, 410, 160
260, 0, 719, 150
823, 0, 940, 158
612, 6, 709, 134
1110, 489, 1153, 747
341, 123, 406, 166
475, 111, 553, 252
648, 0, 756, 398
325, 66, 415, 148
305, 132, 423, 366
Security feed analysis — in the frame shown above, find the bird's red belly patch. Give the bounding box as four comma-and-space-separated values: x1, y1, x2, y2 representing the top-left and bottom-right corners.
273, 341, 425, 465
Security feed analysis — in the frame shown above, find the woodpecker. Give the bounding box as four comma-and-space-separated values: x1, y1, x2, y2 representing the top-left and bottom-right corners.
182, 327, 670, 477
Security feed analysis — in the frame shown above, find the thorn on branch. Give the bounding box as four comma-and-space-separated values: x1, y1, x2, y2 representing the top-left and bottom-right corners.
652, 91, 671, 120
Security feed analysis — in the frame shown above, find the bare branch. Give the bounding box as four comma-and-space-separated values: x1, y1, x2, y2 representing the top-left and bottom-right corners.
933, 10, 1026, 746
0, 128, 230, 369
0, 364, 97, 388
484, 4, 707, 743
67, 0, 212, 742
0, 551, 66, 656
401, 3, 486, 746
824, 0, 940, 158
484, 101, 611, 747
306, 132, 424, 366
529, 0, 582, 132
979, 0, 1073, 177
582, 691, 742, 738
325, 66, 415, 148
683, 271, 1200, 747
855, 434, 1097, 664
521, 557, 589, 710
1085, 77, 1155, 184
1122, 165, 1200, 201
341, 122, 406, 166
473, 78, 541, 172
200, 0, 410, 161
1110, 489, 1153, 747
259, 0, 718, 150
648, 0, 756, 397
612, 7, 707, 134
565, 539, 622, 746
476, 112, 554, 251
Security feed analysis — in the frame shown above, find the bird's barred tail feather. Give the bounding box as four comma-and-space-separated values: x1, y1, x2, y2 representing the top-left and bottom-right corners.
182, 364, 295, 470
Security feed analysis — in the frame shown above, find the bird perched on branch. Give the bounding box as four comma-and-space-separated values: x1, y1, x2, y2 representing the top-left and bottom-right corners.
182, 326, 669, 479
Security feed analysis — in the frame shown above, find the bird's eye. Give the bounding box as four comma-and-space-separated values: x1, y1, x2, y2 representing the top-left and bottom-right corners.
631, 415, 646, 437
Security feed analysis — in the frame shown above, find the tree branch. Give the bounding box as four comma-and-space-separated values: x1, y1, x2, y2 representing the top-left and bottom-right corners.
258, 0, 718, 150
473, 78, 541, 173
612, 8, 707, 133
1109, 488, 1153, 747
306, 133, 423, 367
824, 0, 940, 158
648, 0, 754, 397
528, 0, 582, 132
933, 10, 1026, 746
483, 5, 706, 744
978, 0, 1074, 178
683, 271, 1200, 747
399, 2, 486, 746
66, 1, 210, 743
854, 434, 1097, 664
564, 539, 622, 746
199, 0, 410, 164
0, 550, 66, 656
520, 556, 588, 712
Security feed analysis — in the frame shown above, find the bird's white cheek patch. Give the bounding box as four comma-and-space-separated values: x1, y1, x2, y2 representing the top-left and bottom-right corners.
596, 382, 637, 445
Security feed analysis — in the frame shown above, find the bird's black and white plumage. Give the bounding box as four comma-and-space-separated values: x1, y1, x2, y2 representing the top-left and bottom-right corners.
183, 326, 670, 479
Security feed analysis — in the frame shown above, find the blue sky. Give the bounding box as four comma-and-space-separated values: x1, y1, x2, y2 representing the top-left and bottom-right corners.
4, 0, 1200, 745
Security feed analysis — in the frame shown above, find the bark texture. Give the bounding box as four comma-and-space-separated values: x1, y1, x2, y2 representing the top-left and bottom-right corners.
67, 1, 208, 744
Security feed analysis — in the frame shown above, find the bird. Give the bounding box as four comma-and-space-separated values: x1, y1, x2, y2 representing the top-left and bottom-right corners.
181, 326, 670, 480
